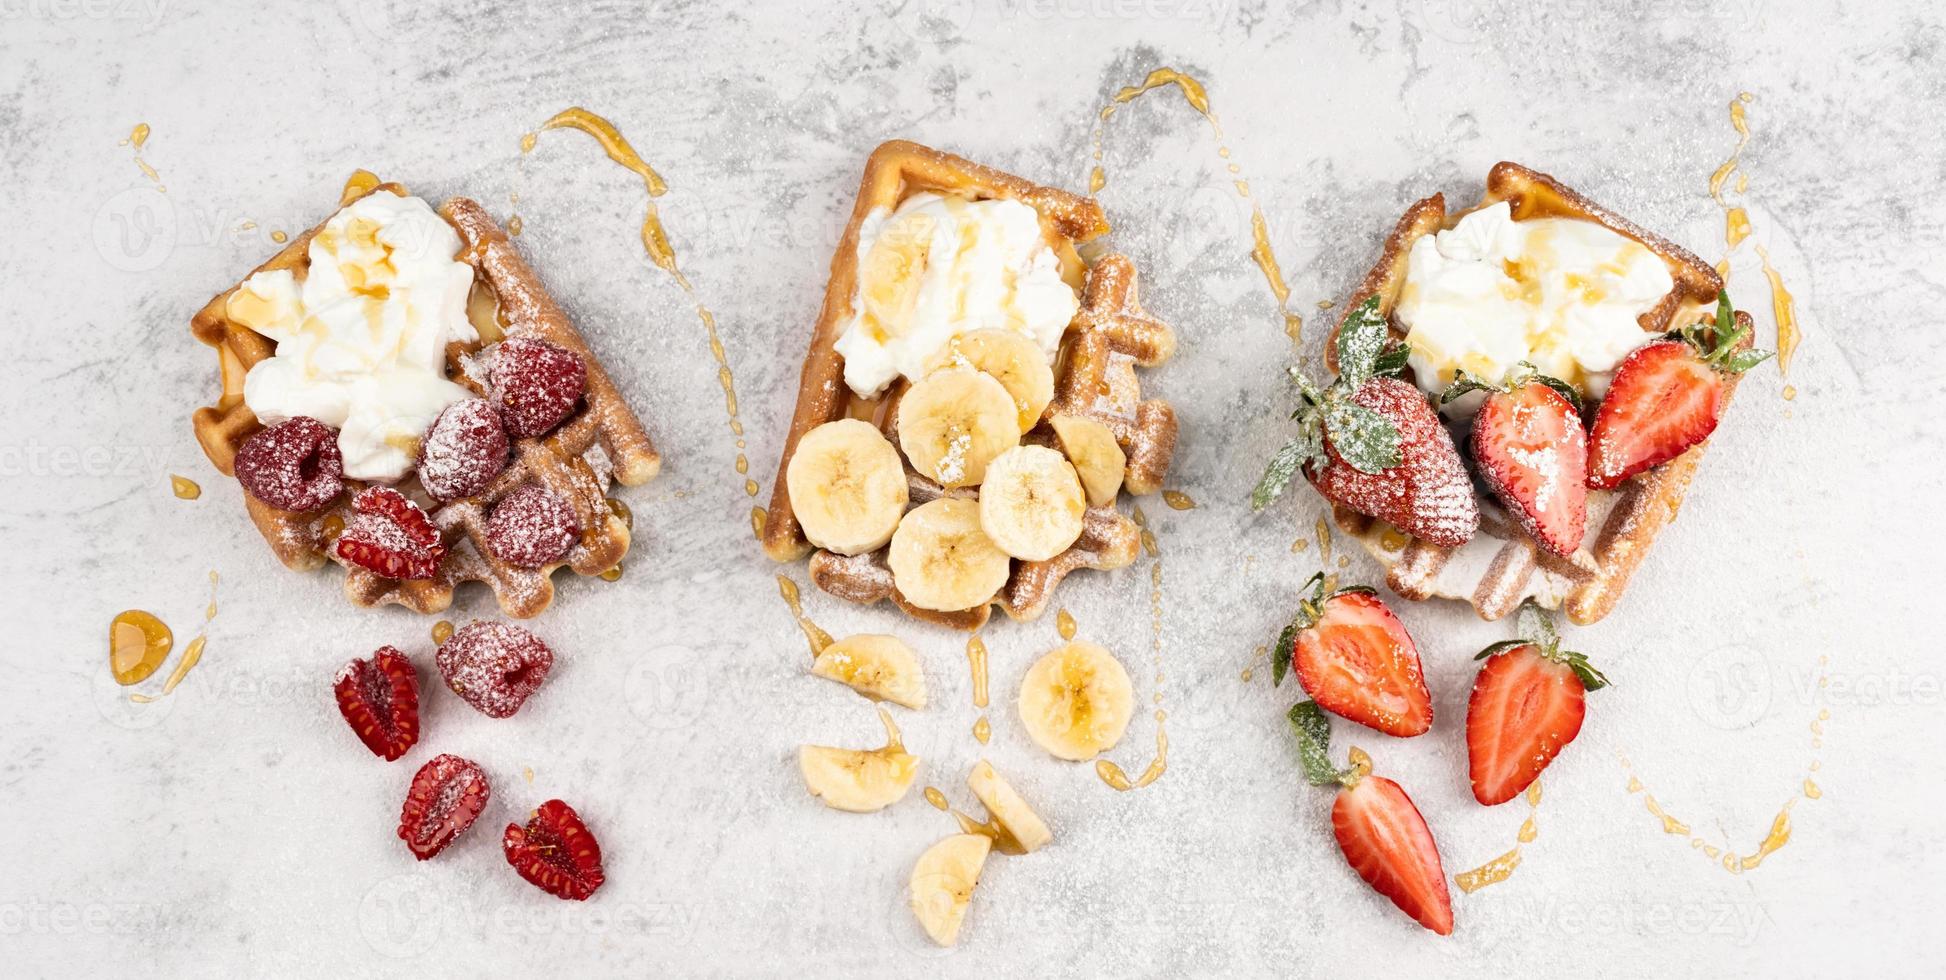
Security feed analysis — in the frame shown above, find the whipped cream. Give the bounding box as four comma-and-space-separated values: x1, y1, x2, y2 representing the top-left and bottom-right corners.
230, 190, 478, 481
832, 192, 1078, 398
1396, 201, 1672, 411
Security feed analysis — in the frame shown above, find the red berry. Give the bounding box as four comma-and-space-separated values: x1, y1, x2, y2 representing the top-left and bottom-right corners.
1332, 774, 1453, 935
332, 646, 421, 761
397, 754, 490, 860
419, 399, 509, 501
334, 486, 447, 581
435, 621, 555, 719
234, 417, 344, 512
1466, 643, 1593, 805
485, 484, 580, 568
490, 337, 586, 439
1289, 589, 1432, 737
503, 799, 606, 900
1586, 340, 1725, 490
1309, 378, 1478, 549
1472, 381, 1588, 557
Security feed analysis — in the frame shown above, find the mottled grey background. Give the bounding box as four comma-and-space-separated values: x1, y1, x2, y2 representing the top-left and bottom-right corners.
4, 0, 1942, 976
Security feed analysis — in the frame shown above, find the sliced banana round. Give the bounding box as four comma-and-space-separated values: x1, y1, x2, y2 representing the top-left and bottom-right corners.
909, 833, 992, 947
787, 419, 909, 555
798, 707, 920, 813
896, 368, 1019, 488
811, 634, 927, 709
1017, 641, 1134, 762
1049, 413, 1126, 507
978, 445, 1086, 561
923, 328, 1055, 434
888, 498, 1012, 612
968, 760, 1052, 854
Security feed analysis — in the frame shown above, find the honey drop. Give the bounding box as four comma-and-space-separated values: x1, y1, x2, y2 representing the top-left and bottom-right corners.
110, 611, 173, 686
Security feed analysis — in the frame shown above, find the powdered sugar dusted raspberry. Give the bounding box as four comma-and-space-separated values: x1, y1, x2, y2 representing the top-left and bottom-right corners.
1310, 378, 1479, 549
419, 399, 510, 501
490, 337, 586, 439
485, 484, 580, 568
335, 486, 448, 580
435, 621, 555, 718
234, 417, 344, 512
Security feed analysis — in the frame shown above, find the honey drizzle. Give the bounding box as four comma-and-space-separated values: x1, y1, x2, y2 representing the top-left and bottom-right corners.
775, 574, 832, 657
109, 611, 173, 686
1455, 781, 1544, 894
1055, 608, 1077, 641
119, 122, 164, 192
432, 620, 454, 645
924, 786, 950, 811
1705, 93, 1803, 399
1161, 490, 1196, 511
1087, 67, 1303, 344
169, 475, 200, 500
152, 571, 218, 697
972, 716, 991, 744
1097, 507, 1169, 791
525, 108, 758, 524
965, 634, 989, 708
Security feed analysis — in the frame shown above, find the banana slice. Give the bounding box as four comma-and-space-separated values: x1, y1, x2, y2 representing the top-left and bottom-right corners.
978, 445, 1086, 561
888, 498, 1012, 612
923, 328, 1055, 434
787, 419, 909, 555
859, 209, 938, 339
1049, 414, 1126, 507
811, 634, 928, 709
798, 707, 920, 812
967, 760, 1053, 854
1017, 641, 1134, 761
909, 833, 991, 947
897, 369, 1019, 487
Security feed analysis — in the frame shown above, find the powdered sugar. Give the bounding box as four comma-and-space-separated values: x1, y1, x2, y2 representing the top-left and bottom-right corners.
419, 399, 510, 501
484, 484, 580, 568
434, 621, 555, 719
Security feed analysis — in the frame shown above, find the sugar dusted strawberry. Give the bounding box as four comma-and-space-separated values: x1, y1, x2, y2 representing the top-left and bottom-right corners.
1275, 573, 1432, 737
485, 484, 580, 568
1287, 701, 1453, 935
398, 754, 490, 861
490, 337, 587, 439
234, 416, 344, 512
1446, 368, 1587, 557
419, 399, 509, 501
436, 621, 555, 718
1586, 293, 1772, 490
1466, 602, 1608, 805
333, 646, 420, 761
1254, 296, 1477, 549
335, 486, 447, 581
503, 799, 606, 900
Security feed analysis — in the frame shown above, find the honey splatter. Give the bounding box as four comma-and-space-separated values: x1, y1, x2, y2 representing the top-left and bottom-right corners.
775, 574, 832, 657
169, 474, 200, 500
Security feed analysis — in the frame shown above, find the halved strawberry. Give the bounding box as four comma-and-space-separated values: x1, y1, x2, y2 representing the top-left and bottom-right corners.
1275, 574, 1431, 737
332, 646, 420, 761
503, 799, 606, 901
1586, 293, 1772, 490
1451, 369, 1587, 557
398, 754, 491, 861
1288, 701, 1453, 935
1465, 602, 1609, 805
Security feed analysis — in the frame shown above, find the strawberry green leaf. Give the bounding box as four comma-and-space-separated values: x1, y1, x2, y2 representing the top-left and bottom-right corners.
1533, 374, 1586, 414
1323, 401, 1402, 474
1438, 370, 1501, 406
1334, 295, 1390, 389
1723, 348, 1776, 374
1251, 431, 1320, 511
1372, 342, 1413, 378
1564, 651, 1611, 692
1473, 639, 1532, 661
1271, 621, 1296, 687
1515, 599, 1559, 654
1287, 700, 1352, 787
1713, 290, 1735, 340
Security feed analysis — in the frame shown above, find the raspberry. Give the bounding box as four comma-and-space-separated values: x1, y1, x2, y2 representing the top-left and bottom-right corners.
334, 486, 447, 580
234, 417, 344, 512
397, 754, 490, 861
503, 799, 605, 900
332, 646, 421, 761
485, 484, 580, 568
490, 337, 587, 439
419, 399, 510, 501
435, 621, 555, 718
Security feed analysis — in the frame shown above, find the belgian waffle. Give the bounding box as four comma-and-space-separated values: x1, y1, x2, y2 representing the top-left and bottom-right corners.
189, 174, 659, 618
1324, 162, 1750, 625
761, 141, 1178, 630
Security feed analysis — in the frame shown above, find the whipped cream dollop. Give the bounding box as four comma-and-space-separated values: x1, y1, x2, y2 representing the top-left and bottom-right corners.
229, 191, 478, 481
833, 192, 1078, 399
1396, 201, 1673, 411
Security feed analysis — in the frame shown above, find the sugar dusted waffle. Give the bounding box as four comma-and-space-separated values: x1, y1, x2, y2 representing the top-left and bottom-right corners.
1321, 162, 1754, 625
190, 174, 658, 618
761, 141, 1179, 630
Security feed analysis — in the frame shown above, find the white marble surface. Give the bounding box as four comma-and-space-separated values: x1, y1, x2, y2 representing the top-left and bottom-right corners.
5, 1, 1942, 975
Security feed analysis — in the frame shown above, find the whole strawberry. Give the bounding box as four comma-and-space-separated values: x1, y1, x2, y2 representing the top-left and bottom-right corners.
1586, 292, 1771, 490
1442, 365, 1588, 557
1272, 573, 1431, 737
1465, 601, 1609, 805
1254, 296, 1478, 549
